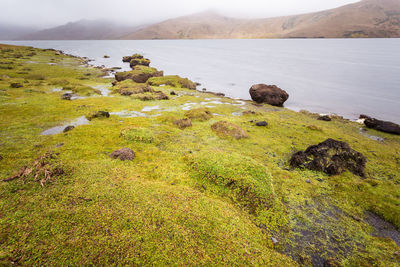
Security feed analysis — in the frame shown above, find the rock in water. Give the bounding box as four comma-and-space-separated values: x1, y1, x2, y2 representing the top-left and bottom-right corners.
63, 125, 75, 133
109, 148, 135, 161
249, 84, 289, 106
61, 93, 73, 100
290, 138, 366, 177
362, 116, 400, 135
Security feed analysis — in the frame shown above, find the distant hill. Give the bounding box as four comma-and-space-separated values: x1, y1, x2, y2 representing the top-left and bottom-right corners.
122, 0, 400, 39
18, 19, 142, 40
0, 24, 37, 40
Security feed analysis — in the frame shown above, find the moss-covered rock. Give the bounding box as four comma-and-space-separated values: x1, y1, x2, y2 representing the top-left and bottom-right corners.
85, 111, 110, 121
130, 58, 150, 68
148, 75, 197, 89
115, 66, 163, 83
122, 53, 144, 62
211, 121, 249, 139
112, 80, 169, 100
184, 108, 212, 121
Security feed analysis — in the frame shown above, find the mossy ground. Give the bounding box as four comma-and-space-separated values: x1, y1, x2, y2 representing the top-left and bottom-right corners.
0, 44, 399, 266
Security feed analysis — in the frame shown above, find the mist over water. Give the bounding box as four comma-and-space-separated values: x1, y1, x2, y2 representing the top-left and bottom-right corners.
4, 39, 400, 123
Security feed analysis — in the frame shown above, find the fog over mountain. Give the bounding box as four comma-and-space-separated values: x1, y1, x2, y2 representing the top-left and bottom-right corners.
2, 0, 358, 28
2, 0, 399, 40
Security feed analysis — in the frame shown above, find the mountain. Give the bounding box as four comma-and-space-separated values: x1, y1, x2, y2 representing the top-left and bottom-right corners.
0, 24, 37, 40
122, 0, 400, 39
18, 19, 141, 40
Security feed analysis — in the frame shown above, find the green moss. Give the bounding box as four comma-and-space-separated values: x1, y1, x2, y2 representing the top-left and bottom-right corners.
184, 107, 212, 121
148, 75, 196, 89
120, 127, 154, 143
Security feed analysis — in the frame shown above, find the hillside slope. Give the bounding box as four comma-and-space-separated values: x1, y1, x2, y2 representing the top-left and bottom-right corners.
122, 0, 400, 39
19, 19, 141, 40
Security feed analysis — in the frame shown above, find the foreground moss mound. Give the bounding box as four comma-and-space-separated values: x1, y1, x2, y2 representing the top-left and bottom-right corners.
0, 43, 400, 266
186, 151, 280, 226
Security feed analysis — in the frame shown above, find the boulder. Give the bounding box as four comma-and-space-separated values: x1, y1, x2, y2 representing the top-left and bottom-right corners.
249, 84, 289, 106
362, 116, 400, 135
290, 138, 366, 177
109, 148, 135, 161
211, 121, 249, 139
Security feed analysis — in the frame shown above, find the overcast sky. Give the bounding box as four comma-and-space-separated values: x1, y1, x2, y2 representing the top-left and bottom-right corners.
3, 0, 360, 28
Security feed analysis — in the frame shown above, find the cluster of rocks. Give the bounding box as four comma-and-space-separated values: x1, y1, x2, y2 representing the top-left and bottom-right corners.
290, 138, 367, 177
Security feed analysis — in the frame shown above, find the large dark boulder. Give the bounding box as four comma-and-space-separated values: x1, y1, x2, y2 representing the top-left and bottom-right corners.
362, 116, 400, 135
249, 84, 289, 106
110, 148, 135, 161
290, 138, 366, 177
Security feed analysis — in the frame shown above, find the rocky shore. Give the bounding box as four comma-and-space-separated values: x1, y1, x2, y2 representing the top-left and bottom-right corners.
0, 44, 399, 266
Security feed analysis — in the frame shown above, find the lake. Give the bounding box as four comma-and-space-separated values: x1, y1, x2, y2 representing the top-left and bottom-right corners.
2, 39, 400, 123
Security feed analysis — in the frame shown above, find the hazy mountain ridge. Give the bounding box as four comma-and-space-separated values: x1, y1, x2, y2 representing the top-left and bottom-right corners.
5, 0, 400, 40
122, 0, 400, 39
0, 24, 38, 40
18, 19, 142, 40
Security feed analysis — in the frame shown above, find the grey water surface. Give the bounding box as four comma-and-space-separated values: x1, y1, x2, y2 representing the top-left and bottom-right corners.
3, 39, 400, 123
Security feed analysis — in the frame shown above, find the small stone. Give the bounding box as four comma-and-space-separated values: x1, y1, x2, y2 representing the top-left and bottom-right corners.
318, 115, 332, 121
170, 91, 176, 95
104, 55, 110, 58
271, 237, 278, 244
63, 125, 75, 133
306, 179, 311, 183
61, 93, 73, 100
256, 121, 268, 127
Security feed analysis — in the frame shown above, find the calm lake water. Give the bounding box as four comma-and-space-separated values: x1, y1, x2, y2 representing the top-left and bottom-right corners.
3, 39, 400, 123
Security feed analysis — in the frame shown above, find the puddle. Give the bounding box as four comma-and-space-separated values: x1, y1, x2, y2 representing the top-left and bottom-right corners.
41, 116, 89, 135
93, 85, 111, 96
232, 112, 242, 116
365, 211, 400, 246
360, 128, 384, 142
232, 100, 246, 106
110, 110, 147, 118
142, 105, 161, 112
